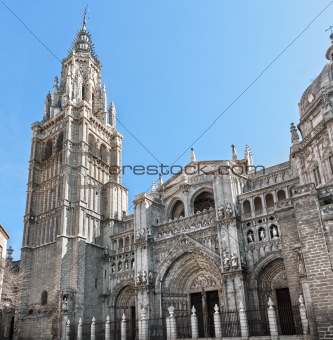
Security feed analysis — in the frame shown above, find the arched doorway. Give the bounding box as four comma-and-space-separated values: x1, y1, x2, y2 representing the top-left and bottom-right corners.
257, 258, 297, 335
115, 285, 136, 339
161, 251, 222, 338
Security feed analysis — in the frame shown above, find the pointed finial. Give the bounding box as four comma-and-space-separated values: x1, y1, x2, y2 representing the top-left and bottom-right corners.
244, 144, 253, 166
290, 123, 300, 145
109, 101, 116, 127
191, 306, 196, 315
214, 304, 219, 314
83, 6, 88, 31
79, 318, 82, 325
239, 301, 244, 311
151, 181, 156, 192
158, 173, 163, 187
231, 144, 237, 161
67, 319, 70, 326
191, 147, 196, 162
268, 297, 274, 308
122, 313, 126, 321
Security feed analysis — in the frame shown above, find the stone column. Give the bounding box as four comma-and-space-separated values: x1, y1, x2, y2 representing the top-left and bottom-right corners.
167, 306, 177, 340
238, 302, 249, 339
139, 307, 148, 340
190, 306, 199, 339
299, 295, 309, 335
213, 304, 222, 339
91, 317, 96, 340
105, 315, 111, 340
267, 298, 279, 340
77, 318, 82, 340
65, 320, 70, 340
121, 313, 127, 340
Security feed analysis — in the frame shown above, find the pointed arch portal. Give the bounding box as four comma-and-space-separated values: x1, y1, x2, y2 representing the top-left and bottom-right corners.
160, 251, 223, 338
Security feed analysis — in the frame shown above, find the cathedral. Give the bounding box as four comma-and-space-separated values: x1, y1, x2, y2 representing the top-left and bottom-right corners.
14, 14, 333, 340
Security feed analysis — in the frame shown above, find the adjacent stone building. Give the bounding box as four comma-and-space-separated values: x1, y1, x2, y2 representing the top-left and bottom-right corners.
16, 16, 333, 340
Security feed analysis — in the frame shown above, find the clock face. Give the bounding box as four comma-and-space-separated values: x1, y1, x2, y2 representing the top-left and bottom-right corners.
308, 93, 315, 103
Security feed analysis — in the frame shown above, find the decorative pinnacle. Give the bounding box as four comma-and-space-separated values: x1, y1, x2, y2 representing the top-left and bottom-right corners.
83, 5, 88, 31
191, 147, 196, 162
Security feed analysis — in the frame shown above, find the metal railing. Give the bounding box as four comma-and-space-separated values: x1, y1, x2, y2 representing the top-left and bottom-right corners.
221, 309, 241, 337
246, 307, 270, 336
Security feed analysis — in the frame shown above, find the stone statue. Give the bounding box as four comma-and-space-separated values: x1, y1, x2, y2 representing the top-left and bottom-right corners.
231, 253, 238, 269
259, 229, 266, 241
290, 123, 300, 144
62, 297, 68, 312
217, 205, 225, 219
142, 271, 147, 284
111, 264, 116, 273
118, 262, 122, 271
148, 271, 153, 284
271, 226, 278, 238
225, 203, 233, 218
223, 255, 230, 270
124, 261, 128, 270
247, 231, 254, 243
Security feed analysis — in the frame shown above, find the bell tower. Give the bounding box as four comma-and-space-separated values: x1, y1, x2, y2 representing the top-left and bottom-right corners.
18, 14, 128, 339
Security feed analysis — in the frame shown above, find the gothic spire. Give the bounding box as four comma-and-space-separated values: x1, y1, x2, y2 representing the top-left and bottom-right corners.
68, 11, 98, 61
109, 101, 116, 127
244, 144, 253, 166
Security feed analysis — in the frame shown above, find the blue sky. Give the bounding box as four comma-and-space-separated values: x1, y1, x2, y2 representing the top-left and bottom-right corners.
0, 0, 333, 259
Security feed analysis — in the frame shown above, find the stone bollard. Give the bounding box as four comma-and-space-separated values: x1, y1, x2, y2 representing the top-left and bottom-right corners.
167, 306, 177, 340
139, 307, 148, 340
91, 316, 96, 340
267, 298, 279, 340
121, 313, 127, 340
191, 306, 199, 339
65, 320, 70, 340
105, 315, 111, 340
213, 304, 222, 339
238, 302, 249, 339
77, 318, 82, 340
299, 295, 309, 335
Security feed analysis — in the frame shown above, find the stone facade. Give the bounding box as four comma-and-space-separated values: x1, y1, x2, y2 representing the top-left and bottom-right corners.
16, 16, 333, 340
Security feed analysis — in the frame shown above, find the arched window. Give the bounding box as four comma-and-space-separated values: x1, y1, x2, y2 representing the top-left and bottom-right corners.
125, 236, 129, 248
277, 190, 286, 201
41, 291, 48, 305
44, 139, 53, 160
56, 132, 63, 151
243, 200, 251, 214
100, 144, 108, 163
258, 227, 267, 241
265, 193, 274, 208
119, 238, 123, 249
247, 230, 254, 243
270, 224, 279, 239
171, 200, 185, 219
88, 134, 96, 155
254, 197, 262, 211
193, 191, 215, 213
82, 85, 85, 101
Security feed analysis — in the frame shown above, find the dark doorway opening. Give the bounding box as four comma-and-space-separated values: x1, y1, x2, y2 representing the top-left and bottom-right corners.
276, 288, 296, 335
190, 290, 219, 338
129, 305, 136, 340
